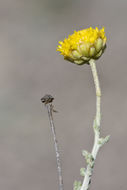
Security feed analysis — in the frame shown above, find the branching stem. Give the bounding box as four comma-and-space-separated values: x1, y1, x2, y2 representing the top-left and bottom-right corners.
80, 59, 102, 190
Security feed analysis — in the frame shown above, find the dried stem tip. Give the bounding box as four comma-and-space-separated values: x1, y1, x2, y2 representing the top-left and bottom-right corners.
41, 94, 54, 104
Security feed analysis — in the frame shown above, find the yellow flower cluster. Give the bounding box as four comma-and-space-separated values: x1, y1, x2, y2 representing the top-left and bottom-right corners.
57, 27, 106, 65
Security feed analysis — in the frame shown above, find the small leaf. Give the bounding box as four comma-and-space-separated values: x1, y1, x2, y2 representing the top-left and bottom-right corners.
82, 150, 94, 167
98, 135, 110, 146
82, 150, 88, 157
73, 181, 82, 190
80, 168, 86, 177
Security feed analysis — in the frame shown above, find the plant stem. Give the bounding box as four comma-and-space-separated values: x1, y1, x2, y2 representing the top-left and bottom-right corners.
80, 59, 102, 190
46, 103, 64, 190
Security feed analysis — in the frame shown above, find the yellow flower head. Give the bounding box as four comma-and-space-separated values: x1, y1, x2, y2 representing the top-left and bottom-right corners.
57, 27, 106, 65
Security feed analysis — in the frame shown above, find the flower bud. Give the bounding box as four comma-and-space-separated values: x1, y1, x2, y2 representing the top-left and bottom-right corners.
72, 50, 81, 59
95, 38, 103, 52
95, 50, 103, 58
79, 43, 90, 57
89, 47, 96, 57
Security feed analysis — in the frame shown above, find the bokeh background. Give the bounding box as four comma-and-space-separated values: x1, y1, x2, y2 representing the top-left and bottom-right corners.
0, 0, 127, 189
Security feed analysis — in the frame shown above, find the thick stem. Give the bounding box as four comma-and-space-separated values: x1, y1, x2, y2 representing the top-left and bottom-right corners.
80, 59, 101, 190
46, 104, 64, 190
90, 59, 101, 128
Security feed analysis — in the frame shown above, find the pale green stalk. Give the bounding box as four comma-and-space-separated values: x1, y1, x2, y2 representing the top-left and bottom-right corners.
79, 59, 110, 190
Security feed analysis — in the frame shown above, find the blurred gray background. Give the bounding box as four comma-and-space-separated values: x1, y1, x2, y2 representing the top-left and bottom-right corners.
0, 0, 127, 189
